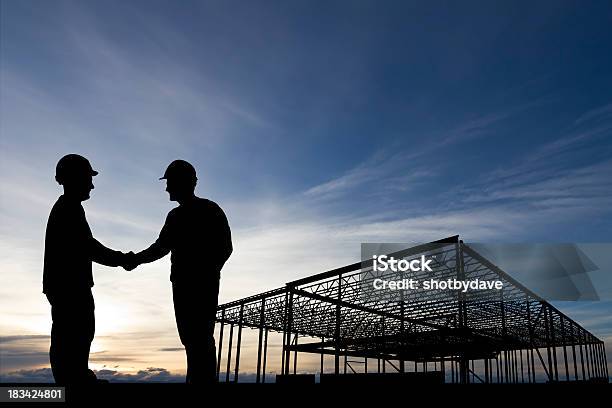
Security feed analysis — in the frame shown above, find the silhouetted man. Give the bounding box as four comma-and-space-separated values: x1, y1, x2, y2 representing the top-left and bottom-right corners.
43, 154, 131, 385
125, 160, 232, 384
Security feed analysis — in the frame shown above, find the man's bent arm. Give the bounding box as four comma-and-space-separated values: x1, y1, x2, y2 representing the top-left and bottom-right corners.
135, 240, 170, 265
91, 238, 125, 267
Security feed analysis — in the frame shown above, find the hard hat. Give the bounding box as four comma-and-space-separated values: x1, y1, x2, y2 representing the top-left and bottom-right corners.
55, 154, 98, 184
160, 160, 197, 182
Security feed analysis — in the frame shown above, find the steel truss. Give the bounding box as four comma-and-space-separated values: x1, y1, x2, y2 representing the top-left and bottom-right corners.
215, 236, 609, 383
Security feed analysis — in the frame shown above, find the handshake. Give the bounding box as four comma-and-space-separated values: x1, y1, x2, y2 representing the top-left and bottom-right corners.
120, 251, 140, 271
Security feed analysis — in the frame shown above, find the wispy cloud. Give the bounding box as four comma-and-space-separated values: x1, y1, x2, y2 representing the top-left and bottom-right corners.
574, 103, 612, 126
460, 159, 612, 207
0, 335, 49, 344
0, 366, 285, 383
0, 367, 185, 383
303, 108, 524, 201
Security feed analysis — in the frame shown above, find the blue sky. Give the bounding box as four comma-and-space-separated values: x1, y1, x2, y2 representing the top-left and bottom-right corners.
1, 0, 612, 381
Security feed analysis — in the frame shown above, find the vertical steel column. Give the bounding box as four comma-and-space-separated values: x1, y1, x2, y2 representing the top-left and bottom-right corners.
281, 329, 286, 374
457, 241, 467, 384
334, 275, 342, 375
293, 334, 298, 375
496, 356, 500, 383
225, 324, 234, 383
507, 351, 512, 383
471, 359, 475, 383
570, 323, 578, 381
320, 337, 324, 376
262, 328, 269, 383
500, 294, 507, 383
526, 348, 532, 383
513, 350, 517, 383
284, 288, 294, 376
592, 342, 599, 380
526, 297, 535, 383
216, 310, 225, 381
544, 304, 553, 382
548, 308, 558, 381
281, 291, 288, 372
381, 316, 386, 373
256, 298, 266, 383
520, 350, 524, 383
456, 360, 460, 383
583, 332, 591, 379
514, 350, 519, 383
529, 347, 535, 383
515, 351, 519, 383
602, 342, 609, 380
579, 334, 586, 380
504, 352, 508, 383
560, 315, 569, 381
504, 351, 508, 383
399, 268, 405, 373
588, 339, 596, 379
234, 304, 244, 383
598, 343, 605, 379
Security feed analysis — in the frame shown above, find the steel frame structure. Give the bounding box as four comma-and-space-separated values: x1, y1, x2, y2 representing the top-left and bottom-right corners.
215, 236, 608, 383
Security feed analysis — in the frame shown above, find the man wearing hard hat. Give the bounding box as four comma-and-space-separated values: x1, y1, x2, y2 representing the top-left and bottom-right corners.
125, 160, 233, 384
43, 154, 131, 384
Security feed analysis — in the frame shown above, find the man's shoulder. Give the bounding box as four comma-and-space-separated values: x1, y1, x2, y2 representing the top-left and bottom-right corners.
197, 197, 220, 208
50, 196, 66, 212
48, 196, 82, 220
171, 198, 226, 220
193, 197, 225, 214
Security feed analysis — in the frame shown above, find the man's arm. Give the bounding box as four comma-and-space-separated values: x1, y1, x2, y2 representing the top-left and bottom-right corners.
134, 239, 170, 265
123, 241, 169, 271
90, 238, 127, 267
124, 213, 172, 271
210, 204, 233, 271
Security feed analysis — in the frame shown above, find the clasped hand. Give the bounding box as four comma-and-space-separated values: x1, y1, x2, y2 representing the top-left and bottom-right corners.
121, 251, 140, 271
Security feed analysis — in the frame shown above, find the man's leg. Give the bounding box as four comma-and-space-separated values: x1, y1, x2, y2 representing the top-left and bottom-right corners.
47, 290, 97, 384
173, 283, 218, 384
79, 290, 96, 383
184, 323, 216, 384
48, 294, 70, 384
48, 293, 84, 384
202, 323, 217, 383
173, 283, 192, 383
